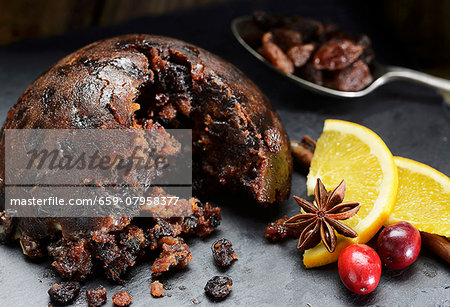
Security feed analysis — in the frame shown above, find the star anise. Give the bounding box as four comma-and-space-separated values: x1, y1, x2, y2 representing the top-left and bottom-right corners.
284, 178, 361, 253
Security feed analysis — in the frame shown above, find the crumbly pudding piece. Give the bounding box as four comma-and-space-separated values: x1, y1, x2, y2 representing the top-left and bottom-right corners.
151, 281, 165, 297
112, 291, 132, 306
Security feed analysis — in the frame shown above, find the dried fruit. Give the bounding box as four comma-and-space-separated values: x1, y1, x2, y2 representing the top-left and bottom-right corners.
211, 238, 238, 267
297, 62, 323, 85
92, 225, 146, 283
48, 281, 80, 304
112, 291, 132, 306
20, 234, 45, 258
86, 286, 107, 307
313, 39, 364, 70
151, 281, 165, 297
284, 178, 360, 252
204, 276, 233, 299
270, 28, 302, 51
261, 32, 294, 74
147, 219, 182, 250
0, 212, 15, 243
327, 60, 373, 91
287, 44, 315, 67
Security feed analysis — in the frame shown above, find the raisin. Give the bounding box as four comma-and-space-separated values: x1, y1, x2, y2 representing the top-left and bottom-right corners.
297, 62, 323, 85
0, 212, 15, 243
86, 286, 107, 307
148, 218, 182, 250
287, 44, 315, 67
112, 291, 132, 306
209, 213, 221, 228
119, 225, 146, 255
92, 225, 146, 283
20, 234, 45, 258
91, 231, 117, 264
48, 281, 80, 304
270, 28, 302, 51
204, 276, 233, 299
261, 33, 294, 74
356, 34, 375, 65
265, 217, 302, 242
313, 39, 364, 70
151, 281, 165, 297
188, 202, 221, 236
181, 215, 198, 233
326, 60, 373, 91
211, 238, 238, 267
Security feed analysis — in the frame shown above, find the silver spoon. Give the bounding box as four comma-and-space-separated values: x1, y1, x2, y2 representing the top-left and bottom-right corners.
231, 16, 450, 99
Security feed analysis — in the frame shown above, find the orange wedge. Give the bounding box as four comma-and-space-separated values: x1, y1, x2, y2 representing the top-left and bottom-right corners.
386, 156, 450, 237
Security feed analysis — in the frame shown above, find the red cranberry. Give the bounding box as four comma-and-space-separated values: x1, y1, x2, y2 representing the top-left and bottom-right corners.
376, 221, 421, 270
338, 244, 382, 295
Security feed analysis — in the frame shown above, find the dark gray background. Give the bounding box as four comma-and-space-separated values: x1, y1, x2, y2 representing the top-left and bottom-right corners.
0, 1, 449, 306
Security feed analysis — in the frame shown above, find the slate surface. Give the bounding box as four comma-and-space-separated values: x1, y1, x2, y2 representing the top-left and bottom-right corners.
0, 1, 449, 306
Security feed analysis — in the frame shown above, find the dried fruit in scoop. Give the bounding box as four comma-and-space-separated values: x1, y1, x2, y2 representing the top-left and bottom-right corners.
326, 60, 373, 91
287, 44, 315, 67
261, 32, 294, 74
248, 12, 375, 91
313, 39, 364, 70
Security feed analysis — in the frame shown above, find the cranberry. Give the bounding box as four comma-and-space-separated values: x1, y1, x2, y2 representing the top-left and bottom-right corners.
338, 244, 381, 294
376, 221, 421, 270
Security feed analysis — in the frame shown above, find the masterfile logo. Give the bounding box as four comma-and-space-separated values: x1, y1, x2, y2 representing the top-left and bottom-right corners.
4, 129, 193, 218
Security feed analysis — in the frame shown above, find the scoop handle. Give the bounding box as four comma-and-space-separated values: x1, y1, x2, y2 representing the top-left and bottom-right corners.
385, 66, 450, 92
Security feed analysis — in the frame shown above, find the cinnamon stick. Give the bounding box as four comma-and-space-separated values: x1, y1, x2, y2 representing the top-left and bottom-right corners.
421, 232, 450, 263
290, 135, 316, 170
